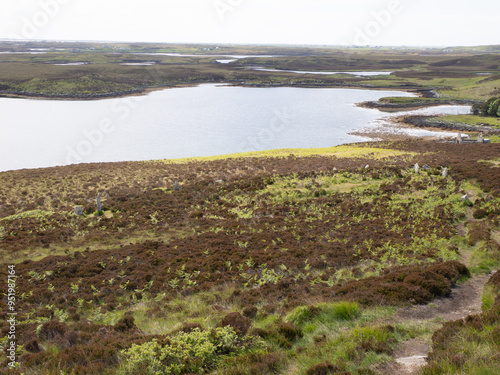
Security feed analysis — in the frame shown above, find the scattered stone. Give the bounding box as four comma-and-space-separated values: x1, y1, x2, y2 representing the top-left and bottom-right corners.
422, 164, 430, 171
96, 193, 102, 212
442, 167, 448, 177
215, 180, 224, 183
461, 194, 468, 201
365, 164, 369, 169
173, 181, 180, 191
396, 355, 427, 368
74, 206, 83, 216
332, 167, 337, 172
414, 163, 420, 174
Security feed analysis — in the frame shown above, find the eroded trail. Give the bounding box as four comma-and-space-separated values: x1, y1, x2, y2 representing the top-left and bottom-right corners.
395, 271, 489, 322
389, 208, 499, 374
387, 271, 490, 374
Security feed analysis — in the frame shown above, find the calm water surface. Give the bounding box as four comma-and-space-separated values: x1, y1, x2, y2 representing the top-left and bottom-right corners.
0, 84, 450, 172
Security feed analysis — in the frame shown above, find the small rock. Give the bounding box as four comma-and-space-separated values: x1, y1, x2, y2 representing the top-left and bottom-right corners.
461, 194, 468, 201
173, 181, 180, 191
422, 164, 430, 170
74, 206, 83, 216
396, 355, 427, 368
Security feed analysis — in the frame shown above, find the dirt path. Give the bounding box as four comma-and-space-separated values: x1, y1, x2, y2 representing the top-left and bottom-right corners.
395, 271, 489, 322
385, 271, 490, 374
388, 207, 499, 374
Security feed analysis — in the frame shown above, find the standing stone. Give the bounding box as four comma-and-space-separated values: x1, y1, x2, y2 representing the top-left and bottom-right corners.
173, 181, 180, 191
457, 133, 462, 144
74, 206, 83, 216
442, 167, 448, 177
97, 193, 102, 212
477, 133, 483, 143
414, 163, 420, 174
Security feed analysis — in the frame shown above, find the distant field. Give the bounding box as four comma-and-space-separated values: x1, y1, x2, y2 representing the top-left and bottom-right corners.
0, 41, 499, 100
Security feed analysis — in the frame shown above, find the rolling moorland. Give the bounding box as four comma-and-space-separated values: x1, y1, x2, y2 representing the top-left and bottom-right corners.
0, 141, 499, 375
1, 42, 500, 374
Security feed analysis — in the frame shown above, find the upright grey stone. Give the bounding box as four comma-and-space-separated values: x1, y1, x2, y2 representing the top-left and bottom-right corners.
97, 193, 102, 212
457, 133, 462, 144
173, 181, 180, 191
414, 163, 420, 174
74, 206, 83, 216
442, 167, 448, 177
477, 133, 483, 143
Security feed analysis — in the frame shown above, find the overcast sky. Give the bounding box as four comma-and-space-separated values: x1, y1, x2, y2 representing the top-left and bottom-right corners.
1, 0, 499, 47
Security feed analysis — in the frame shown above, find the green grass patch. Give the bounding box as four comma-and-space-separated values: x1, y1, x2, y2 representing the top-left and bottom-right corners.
379, 96, 451, 104
152, 145, 414, 164
430, 114, 500, 129
469, 242, 500, 275
481, 284, 498, 311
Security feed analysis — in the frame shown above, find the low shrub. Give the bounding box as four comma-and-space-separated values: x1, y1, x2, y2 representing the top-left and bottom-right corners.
473, 208, 488, 219
467, 223, 490, 246
217, 312, 252, 336
38, 321, 66, 341
335, 261, 469, 306
275, 322, 303, 342
114, 313, 137, 332
242, 305, 258, 319
120, 327, 239, 375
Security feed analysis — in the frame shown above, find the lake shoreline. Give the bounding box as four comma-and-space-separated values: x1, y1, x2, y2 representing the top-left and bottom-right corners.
0, 81, 422, 101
